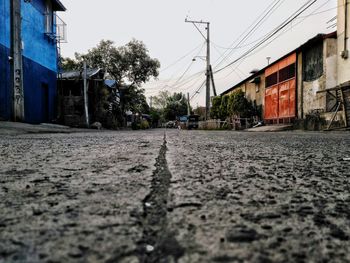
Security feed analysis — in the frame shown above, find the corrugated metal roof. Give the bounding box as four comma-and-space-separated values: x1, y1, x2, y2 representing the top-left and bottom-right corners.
104, 79, 117, 88
61, 68, 101, 80
52, 0, 66, 11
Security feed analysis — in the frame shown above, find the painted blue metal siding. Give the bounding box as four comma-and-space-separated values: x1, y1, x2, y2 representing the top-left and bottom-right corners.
21, 0, 58, 72
23, 56, 57, 123
0, 0, 11, 120
0, 0, 11, 48
0, 44, 12, 120
0, 0, 62, 123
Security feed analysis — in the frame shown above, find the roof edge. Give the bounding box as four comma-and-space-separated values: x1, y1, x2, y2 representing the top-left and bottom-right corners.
52, 0, 66, 11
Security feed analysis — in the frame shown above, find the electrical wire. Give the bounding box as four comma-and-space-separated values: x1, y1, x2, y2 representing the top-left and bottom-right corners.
160, 42, 205, 73
219, 0, 333, 81
190, 80, 206, 100
214, 0, 320, 74
212, 0, 286, 70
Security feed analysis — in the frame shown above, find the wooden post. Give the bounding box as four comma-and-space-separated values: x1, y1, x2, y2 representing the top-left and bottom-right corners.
340, 87, 348, 127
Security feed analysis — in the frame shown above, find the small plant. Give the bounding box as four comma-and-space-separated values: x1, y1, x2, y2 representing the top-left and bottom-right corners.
140, 120, 150, 130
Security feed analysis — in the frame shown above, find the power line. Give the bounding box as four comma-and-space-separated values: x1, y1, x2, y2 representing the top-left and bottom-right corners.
213, 0, 286, 70
214, 0, 319, 74
218, 0, 333, 82
160, 42, 204, 73
190, 80, 206, 100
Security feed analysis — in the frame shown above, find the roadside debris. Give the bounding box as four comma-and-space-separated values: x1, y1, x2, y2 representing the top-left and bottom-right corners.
146, 245, 154, 253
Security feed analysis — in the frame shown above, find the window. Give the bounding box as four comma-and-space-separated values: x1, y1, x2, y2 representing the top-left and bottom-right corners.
303, 42, 323, 81
45, 0, 53, 33
266, 72, 278, 88
279, 63, 296, 82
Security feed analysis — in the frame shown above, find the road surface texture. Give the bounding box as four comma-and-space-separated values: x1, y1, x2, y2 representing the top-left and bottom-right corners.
1, 129, 350, 263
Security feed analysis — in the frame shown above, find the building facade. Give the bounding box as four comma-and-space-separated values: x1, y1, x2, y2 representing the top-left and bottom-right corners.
0, 0, 66, 123
221, 33, 344, 128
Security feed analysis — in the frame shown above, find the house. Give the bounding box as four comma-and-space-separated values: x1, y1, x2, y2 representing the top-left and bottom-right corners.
58, 69, 120, 128
221, 32, 347, 129
0, 0, 66, 123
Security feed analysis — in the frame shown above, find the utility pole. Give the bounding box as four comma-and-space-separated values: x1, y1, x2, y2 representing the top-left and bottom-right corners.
83, 61, 89, 128
10, 0, 24, 121
187, 92, 191, 116
185, 18, 211, 120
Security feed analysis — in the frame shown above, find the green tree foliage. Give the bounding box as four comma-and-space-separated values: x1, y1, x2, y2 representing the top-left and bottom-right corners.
227, 90, 252, 117
210, 96, 222, 119
152, 91, 170, 110
164, 92, 189, 121
73, 39, 160, 87
149, 108, 162, 128
219, 95, 229, 120
61, 57, 80, 71
61, 40, 160, 126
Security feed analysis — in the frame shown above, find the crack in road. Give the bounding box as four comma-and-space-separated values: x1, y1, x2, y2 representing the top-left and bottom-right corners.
136, 134, 184, 263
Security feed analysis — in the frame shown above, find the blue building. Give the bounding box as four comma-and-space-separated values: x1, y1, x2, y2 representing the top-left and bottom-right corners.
0, 0, 66, 123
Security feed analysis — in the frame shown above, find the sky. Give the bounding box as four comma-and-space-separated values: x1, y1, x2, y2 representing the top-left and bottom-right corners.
59, 0, 338, 107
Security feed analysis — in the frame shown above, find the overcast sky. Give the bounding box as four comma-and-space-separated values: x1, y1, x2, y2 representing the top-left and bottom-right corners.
59, 0, 337, 107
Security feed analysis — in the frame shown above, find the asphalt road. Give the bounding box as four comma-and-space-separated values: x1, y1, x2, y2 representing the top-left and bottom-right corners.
0, 129, 350, 263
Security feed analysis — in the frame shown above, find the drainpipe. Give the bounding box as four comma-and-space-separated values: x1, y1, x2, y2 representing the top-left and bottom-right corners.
341, 0, 349, 59
300, 54, 304, 119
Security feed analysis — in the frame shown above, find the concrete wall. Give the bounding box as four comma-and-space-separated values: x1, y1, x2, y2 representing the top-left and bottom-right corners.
337, 0, 350, 85
300, 38, 338, 118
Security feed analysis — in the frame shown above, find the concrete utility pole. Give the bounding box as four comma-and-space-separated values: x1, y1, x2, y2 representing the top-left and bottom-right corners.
187, 92, 191, 116
10, 0, 24, 121
185, 18, 211, 120
83, 61, 90, 128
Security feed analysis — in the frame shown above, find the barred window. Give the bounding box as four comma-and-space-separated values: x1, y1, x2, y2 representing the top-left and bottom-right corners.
266, 72, 278, 88
279, 63, 296, 82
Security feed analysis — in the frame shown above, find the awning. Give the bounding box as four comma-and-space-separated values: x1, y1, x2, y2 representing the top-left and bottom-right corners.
52, 0, 66, 11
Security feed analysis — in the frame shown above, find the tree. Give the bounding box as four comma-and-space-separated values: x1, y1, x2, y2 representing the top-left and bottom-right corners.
227, 90, 252, 118
61, 56, 80, 71
210, 96, 222, 119
74, 39, 160, 88
152, 90, 171, 110
163, 92, 189, 121
219, 95, 229, 120
62, 39, 160, 126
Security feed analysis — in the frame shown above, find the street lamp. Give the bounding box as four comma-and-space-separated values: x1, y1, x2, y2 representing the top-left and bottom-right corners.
192, 56, 206, 62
